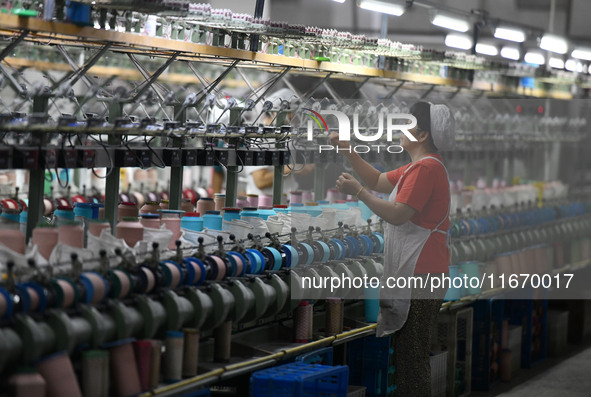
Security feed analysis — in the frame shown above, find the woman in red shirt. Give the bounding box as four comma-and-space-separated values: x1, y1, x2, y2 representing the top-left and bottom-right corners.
333, 101, 454, 396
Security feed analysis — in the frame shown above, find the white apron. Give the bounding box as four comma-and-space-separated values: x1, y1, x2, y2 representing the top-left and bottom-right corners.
376, 156, 450, 337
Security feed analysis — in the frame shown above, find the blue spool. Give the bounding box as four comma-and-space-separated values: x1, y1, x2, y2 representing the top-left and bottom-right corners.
281, 244, 299, 268
0, 287, 13, 319
345, 236, 360, 258
20, 282, 47, 313
245, 249, 265, 274
299, 243, 315, 265
315, 241, 331, 263
329, 238, 345, 261
160, 260, 184, 288
372, 232, 385, 253
263, 247, 284, 270
224, 254, 239, 277
79, 272, 108, 304
183, 258, 207, 285
468, 219, 479, 235
15, 284, 31, 313
226, 251, 247, 276
359, 235, 374, 256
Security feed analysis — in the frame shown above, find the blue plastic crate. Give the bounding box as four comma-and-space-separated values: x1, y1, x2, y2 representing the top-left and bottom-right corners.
347, 335, 395, 397
471, 299, 505, 391
505, 293, 548, 368
250, 362, 348, 397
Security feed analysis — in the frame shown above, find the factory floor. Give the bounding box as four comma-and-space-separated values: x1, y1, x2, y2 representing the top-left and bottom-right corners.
471, 341, 591, 397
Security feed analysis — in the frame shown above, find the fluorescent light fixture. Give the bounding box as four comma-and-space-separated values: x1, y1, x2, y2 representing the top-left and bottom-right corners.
445, 33, 473, 50
332, 0, 346, 3
494, 26, 526, 43
539, 34, 568, 54
357, 0, 405, 16
475, 43, 498, 56
524, 51, 545, 65
565, 59, 577, 71
430, 12, 470, 32
500, 46, 520, 60
549, 57, 564, 69
577, 62, 583, 73
572, 47, 591, 61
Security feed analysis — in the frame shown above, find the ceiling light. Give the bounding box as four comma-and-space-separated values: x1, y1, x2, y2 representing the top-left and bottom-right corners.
430, 11, 470, 33
571, 47, 591, 61
576, 62, 583, 73
500, 46, 520, 60
475, 43, 498, 56
539, 34, 568, 54
524, 51, 545, 65
565, 59, 577, 72
445, 33, 473, 50
493, 26, 526, 43
357, 0, 405, 16
332, 0, 346, 3
549, 57, 564, 69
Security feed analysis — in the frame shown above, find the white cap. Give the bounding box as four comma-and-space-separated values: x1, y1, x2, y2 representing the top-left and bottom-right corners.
429, 103, 456, 151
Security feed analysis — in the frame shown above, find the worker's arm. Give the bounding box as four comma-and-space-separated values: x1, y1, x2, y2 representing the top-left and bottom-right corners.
250, 166, 292, 190
336, 173, 415, 226
330, 132, 394, 194
357, 189, 416, 226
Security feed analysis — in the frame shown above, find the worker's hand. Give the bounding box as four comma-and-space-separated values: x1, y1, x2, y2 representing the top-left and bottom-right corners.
329, 132, 351, 150
336, 173, 362, 196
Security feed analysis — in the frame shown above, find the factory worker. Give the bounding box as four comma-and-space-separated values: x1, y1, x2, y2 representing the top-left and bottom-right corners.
333, 101, 454, 396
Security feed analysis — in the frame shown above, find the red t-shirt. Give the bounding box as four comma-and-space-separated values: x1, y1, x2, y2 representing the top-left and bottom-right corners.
386, 154, 450, 274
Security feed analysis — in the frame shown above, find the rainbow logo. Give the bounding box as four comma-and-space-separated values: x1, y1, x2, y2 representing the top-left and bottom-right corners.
303, 108, 328, 132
